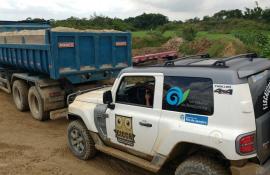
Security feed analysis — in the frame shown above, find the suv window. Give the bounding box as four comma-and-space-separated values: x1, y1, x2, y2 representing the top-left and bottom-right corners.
163, 76, 214, 115
116, 76, 155, 108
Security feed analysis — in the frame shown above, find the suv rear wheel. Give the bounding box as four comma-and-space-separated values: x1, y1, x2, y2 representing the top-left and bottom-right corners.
67, 120, 97, 160
175, 155, 229, 175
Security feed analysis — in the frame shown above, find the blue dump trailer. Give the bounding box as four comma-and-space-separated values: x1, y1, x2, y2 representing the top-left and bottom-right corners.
0, 21, 132, 120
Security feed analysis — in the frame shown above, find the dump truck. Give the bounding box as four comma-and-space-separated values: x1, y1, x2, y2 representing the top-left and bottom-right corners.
0, 21, 132, 121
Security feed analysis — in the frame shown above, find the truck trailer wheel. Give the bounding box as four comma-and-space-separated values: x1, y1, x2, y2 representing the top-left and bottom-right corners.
67, 120, 97, 160
12, 80, 29, 111
28, 86, 49, 121
175, 155, 229, 175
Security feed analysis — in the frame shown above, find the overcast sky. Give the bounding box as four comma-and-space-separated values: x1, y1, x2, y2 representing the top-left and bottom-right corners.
0, 0, 270, 21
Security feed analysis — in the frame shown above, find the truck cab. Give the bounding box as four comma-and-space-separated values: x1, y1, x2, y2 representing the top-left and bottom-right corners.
67, 54, 270, 175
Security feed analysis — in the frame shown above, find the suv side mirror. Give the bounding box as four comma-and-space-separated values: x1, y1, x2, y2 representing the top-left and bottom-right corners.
103, 91, 115, 109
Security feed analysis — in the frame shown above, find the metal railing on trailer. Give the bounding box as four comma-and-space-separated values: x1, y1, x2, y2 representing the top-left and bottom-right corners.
0, 20, 51, 32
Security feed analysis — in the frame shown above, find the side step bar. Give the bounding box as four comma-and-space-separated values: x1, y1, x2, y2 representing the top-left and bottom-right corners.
95, 144, 160, 173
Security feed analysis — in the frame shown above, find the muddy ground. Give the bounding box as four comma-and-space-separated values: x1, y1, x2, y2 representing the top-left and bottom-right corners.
0, 91, 172, 175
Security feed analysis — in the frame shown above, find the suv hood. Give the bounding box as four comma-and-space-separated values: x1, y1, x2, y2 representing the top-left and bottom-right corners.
75, 87, 112, 104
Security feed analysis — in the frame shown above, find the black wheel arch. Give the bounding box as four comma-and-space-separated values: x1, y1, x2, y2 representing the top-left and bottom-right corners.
68, 113, 83, 121
163, 142, 230, 168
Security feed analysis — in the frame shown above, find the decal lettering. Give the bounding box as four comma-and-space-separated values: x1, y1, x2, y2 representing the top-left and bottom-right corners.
184, 114, 208, 126
115, 42, 127, 47
114, 115, 135, 146
58, 42, 75, 48
214, 84, 233, 95
263, 82, 270, 111
214, 88, 233, 95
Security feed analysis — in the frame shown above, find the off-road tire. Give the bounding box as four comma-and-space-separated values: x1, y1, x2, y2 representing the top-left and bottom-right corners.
28, 86, 49, 121
175, 155, 230, 175
12, 80, 29, 111
67, 120, 97, 160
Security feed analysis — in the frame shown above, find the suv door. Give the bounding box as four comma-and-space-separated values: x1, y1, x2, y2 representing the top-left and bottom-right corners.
106, 73, 163, 155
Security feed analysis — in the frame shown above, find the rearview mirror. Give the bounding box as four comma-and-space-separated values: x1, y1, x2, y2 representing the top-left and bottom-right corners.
103, 91, 115, 109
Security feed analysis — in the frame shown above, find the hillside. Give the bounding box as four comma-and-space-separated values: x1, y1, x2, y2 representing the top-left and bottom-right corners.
26, 4, 270, 58
132, 19, 270, 58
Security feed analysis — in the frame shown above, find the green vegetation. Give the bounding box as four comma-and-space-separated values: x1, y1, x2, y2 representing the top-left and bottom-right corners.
233, 30, 270, 57
25, 2, 270, 57
182, 27, 197, 41
180, 33, 247, 57
132, 31, 171, 49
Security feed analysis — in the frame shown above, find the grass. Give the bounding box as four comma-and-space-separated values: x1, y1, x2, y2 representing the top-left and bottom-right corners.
133, 30, 179, 38
163, 30, 179, 37
132, 31, 148, 38
196, 31, 236, 41
132, 29, 248, 57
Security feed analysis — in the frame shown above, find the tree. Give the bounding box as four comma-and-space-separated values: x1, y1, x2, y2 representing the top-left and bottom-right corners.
126, 13, 169, 30
213, 9, 243, 20
244, 1, 263, 19
203, 16, 211, 21
262, 9, 270, 22
26, 17, 32, 21
185, 17, 200, 23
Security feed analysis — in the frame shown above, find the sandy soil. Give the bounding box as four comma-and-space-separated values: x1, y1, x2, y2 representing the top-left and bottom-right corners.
0, 91, 171, 175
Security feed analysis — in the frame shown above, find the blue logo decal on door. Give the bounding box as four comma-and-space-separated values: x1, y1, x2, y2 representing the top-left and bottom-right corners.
166, 87, 190, 106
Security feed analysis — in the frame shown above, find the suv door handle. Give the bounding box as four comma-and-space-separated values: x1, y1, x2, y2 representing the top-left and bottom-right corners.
139, 121, 152, 128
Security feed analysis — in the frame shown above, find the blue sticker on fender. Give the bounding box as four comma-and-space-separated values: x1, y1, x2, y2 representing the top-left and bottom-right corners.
185, 114, 208, 125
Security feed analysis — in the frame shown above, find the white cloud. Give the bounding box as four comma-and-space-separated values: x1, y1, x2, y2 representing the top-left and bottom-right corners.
0, 0, 269, 21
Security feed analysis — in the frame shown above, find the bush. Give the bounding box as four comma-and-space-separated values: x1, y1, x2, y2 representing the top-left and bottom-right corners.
207, 41, 226, 57
179, 37, 247, 57
233, 30, 270, 57
157, 22, 181, 33
132, 31, 171, 49
179, 42, 196, 55
182, 27, 197, 41
179, 38, 212, 55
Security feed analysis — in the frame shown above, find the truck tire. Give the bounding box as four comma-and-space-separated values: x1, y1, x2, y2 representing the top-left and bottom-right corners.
67, 120, 97, 160
175, 155, 229, 175
12, 80, 29, 111
28, 86, 49, 121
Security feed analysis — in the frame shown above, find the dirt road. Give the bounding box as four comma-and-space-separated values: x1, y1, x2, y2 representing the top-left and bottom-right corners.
0, 91, 171, 175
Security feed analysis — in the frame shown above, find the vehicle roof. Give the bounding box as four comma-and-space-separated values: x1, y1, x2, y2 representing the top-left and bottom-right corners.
120, 57, 270, 84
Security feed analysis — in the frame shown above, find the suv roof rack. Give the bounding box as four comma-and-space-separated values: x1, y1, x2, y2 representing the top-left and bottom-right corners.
134, 53, 259, 69
164, 53, 210, 66
213, 53, 258, 67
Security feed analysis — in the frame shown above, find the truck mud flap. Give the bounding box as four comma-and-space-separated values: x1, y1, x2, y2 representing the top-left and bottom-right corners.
94, 104, 108, 141
50, 108, 68, 120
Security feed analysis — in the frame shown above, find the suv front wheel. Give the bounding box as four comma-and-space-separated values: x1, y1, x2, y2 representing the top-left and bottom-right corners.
67, 120, 97, 160
175, 155, 229, 175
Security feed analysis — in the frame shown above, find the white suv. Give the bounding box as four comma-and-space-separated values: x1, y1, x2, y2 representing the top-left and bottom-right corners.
66, 54, 270, 175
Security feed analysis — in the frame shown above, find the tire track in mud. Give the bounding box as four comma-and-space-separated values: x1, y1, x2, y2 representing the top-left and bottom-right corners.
0, 90, 172, 175
0, 142, 70, 175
